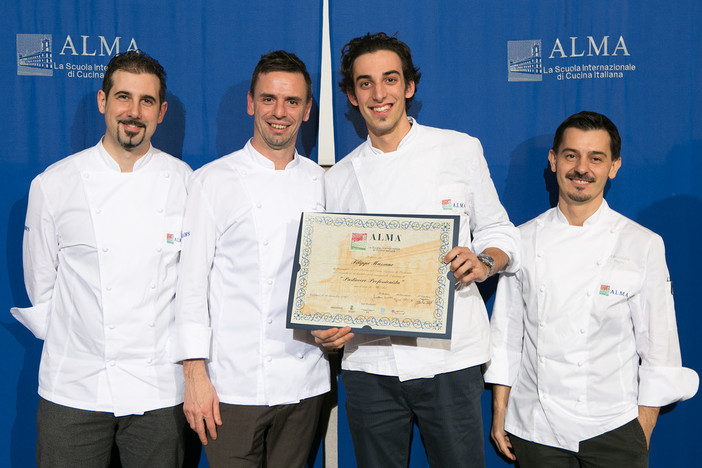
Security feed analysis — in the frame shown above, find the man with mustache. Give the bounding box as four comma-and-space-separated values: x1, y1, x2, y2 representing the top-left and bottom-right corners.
12, 51, 192, 466
485, 111, 699, 467
174, 51, 329, 467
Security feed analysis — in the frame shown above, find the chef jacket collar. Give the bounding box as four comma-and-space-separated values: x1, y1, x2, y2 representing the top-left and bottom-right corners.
96, 139, 156, 172
245, 139, 301, 171
555, 199, 610, 226
365, 117, 417, 156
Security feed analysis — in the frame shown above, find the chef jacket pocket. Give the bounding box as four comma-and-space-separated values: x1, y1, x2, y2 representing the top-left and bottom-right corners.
163, 216, 185, 252
437, 183, 470, 233
594, 260, 642, 313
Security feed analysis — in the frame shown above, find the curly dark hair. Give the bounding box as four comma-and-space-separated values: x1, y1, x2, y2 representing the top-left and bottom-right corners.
339, 32, 421, 107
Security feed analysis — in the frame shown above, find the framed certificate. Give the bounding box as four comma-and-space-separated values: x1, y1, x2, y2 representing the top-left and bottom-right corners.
286, 212, 459, 339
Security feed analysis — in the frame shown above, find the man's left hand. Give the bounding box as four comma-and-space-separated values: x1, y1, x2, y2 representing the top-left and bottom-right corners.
444, 246, 491, 284
637, 405, 660, 450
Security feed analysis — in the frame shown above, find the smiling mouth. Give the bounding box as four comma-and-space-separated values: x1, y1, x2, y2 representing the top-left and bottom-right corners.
371, 104, 392, 113
269, 123, 288, 130
120, 120, 145, 132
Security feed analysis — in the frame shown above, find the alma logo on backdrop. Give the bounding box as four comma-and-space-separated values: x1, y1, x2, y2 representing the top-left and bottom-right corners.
16, 33, 139, 77
508, 35, 633, 83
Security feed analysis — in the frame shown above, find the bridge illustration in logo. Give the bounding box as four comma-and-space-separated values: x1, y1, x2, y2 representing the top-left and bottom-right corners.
508, 40, 542, 82
17, 34, 53, 76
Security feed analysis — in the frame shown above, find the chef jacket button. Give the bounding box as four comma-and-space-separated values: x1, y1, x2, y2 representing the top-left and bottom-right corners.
146, 358, 153, 364
596, 260, 602, 266
577, 361, 583, 367
312, 176, 318, 181
256, 202, 262, 208
164, 172, 170, 178
102, 247, 109, 253
263, 240, 269, 246
149, 322, 155, 327
109, 360, 116, 367
95, 208, 101, 214
539, 357, 545, 363
108, 324, 115, 330
297, 353, 304, 359
539, 285, 545, 293
538, 321, 544, 328
267, 279, 273, 285
542, 393, 548, 400
578, 395, 585, 402
157, 208, 164, 214
267, 319, 273, 325
586, 291, 592, 297
266, 356, 272, 362
106, 286, 112, 291
156, 247, 162, 253
536, 252, 543, 259
150, 283, 156, 289
580, 329, 586, 334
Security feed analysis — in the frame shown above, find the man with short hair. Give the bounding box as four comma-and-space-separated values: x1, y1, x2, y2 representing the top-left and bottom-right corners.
314, 32, 519, 467
12, 50, 192, 466
485, 111, 699, 467
175, 50, 329, 467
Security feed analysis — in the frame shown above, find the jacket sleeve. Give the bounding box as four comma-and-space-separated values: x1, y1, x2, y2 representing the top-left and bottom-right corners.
465, 138, 520, 273
633, 234, 698, 405
173, 174, 217, 362
10, 177, 58, 340
484, 270, 525, 386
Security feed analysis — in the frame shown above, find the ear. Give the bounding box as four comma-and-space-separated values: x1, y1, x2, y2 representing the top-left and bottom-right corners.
346, 88, 359, 107
247, 92, 254, 116
548, 149, 557, 172
157, 101, 168, 124
404, 80, 416, 99
303, 98, 312, 122
608, 157, 622, 180
97, 89, 107, 115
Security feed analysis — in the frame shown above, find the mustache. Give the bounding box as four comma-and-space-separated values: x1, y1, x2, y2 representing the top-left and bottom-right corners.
119, 119, 145, 128
566, 171, 595, 183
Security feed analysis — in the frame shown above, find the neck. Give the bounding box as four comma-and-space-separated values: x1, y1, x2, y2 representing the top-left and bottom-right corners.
368, 117, 412, 153
558, 195, 604, 226
102, 136, 148, 173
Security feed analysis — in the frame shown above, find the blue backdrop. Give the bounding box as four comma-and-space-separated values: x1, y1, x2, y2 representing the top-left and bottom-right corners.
2, 1, 700, 467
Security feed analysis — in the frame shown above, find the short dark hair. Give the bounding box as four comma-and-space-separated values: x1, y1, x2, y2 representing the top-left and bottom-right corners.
249, 50, 312, 102
552, 111, 622, 160
339, 32, 421, 106
102, 50, 167, 104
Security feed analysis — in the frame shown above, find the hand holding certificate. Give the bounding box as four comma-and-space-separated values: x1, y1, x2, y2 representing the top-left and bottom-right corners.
287, 213, 459, 338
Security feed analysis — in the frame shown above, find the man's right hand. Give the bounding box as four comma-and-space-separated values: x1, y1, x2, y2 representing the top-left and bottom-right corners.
183, 359, 222, 445
490, 384, 516, 461
311, 326, 354, 350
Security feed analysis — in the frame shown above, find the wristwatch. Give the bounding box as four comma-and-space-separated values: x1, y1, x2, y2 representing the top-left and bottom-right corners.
477, 253, 495, 277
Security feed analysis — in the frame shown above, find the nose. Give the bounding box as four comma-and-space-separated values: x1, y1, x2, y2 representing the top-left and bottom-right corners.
372, 82, 386, 102
575, 157, 589, 173
272, 99, 286, 118
127, 99, 141, 118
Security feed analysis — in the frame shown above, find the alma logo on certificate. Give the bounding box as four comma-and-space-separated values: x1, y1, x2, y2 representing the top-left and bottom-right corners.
442, 199, 452, 210
599, 284, 611, 296
350, 233, 367, 251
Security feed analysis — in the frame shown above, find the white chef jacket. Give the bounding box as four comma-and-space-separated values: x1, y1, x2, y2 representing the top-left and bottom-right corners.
484, 201, 699, 451
11, 140, 192, 416
174, 141, 330, 406
325, 118, 519, 381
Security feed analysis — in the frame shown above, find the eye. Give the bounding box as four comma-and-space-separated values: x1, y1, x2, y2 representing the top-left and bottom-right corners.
142, 98, 155, 106
386, 77, 397, 84
359, 81, 371, 89
287, 99, 300, 106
